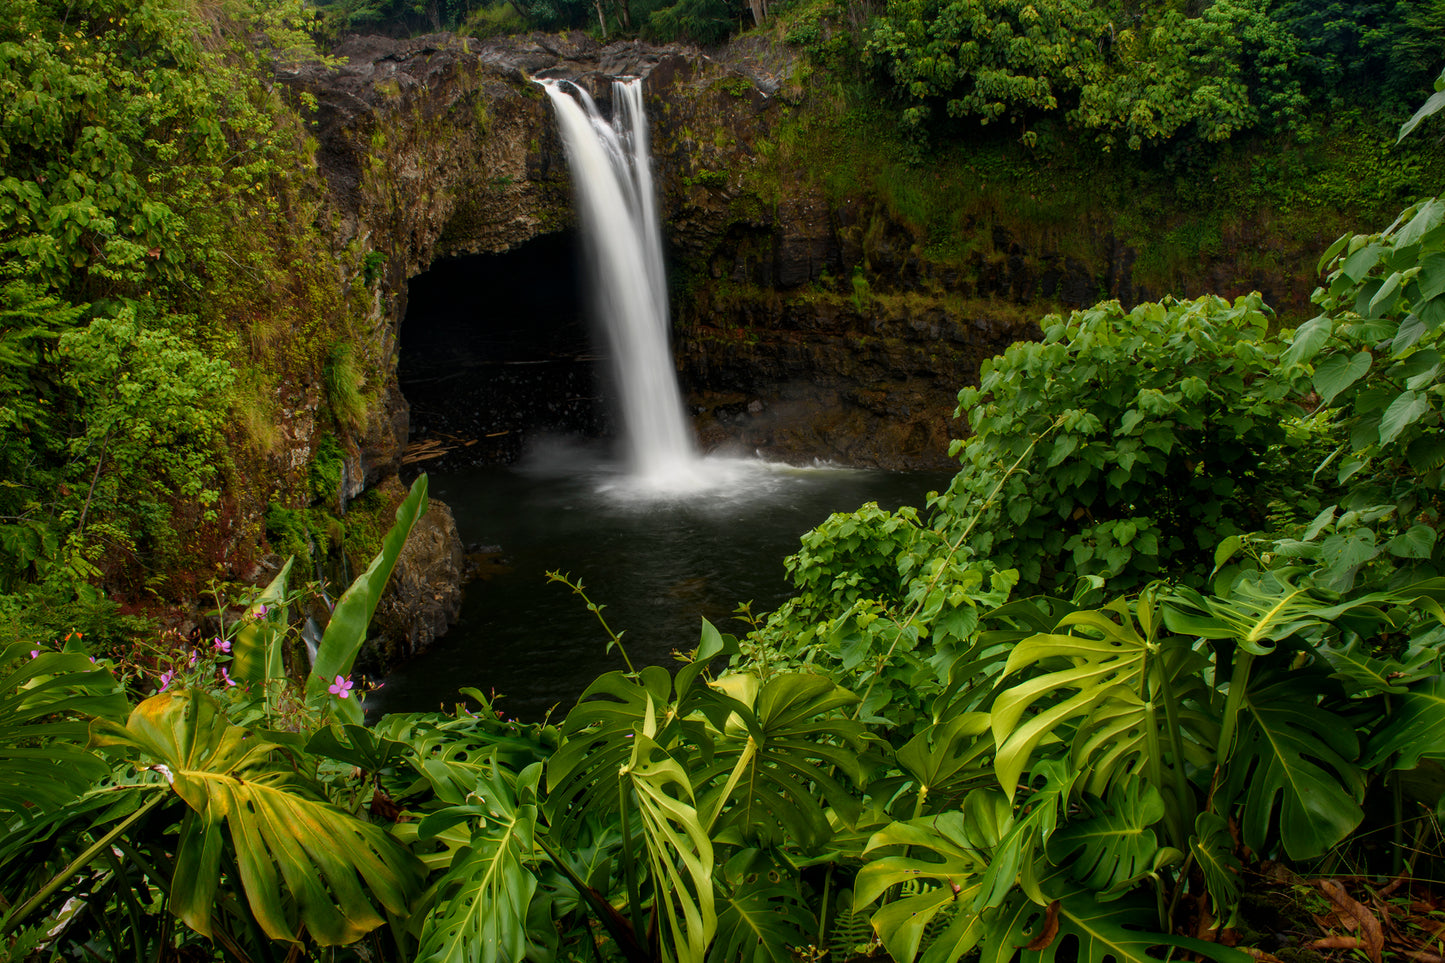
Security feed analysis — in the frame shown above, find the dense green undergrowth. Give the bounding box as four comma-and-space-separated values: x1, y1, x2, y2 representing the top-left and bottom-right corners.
4, 0, 1445, 960
0, 0, 389, 643
8, 176, 1445, 961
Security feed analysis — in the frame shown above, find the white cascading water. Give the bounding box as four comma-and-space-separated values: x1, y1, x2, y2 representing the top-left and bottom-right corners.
540, 78, 703, 491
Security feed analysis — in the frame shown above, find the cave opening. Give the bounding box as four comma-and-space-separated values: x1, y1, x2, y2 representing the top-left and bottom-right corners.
397, 232, 607, 468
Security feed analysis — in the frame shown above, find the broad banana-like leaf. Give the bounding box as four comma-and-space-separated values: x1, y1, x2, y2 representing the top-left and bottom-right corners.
991, 598, 1212, 799
90, 690, 425, 944
1189, 812, 1242, 929
626, 731, 716, 963
231, 556, 294, 687
1045, 779, 1165, 895
414, 760, 543, 963
853, 812, 992, 963
1220, 671, 1364, 859
0, 643, 127, 814
1366, 673, 1445, 769
309, 475, 429, 723
693, 672, 869, 850
976, 882, 1250, 963
708, 849, 814, 963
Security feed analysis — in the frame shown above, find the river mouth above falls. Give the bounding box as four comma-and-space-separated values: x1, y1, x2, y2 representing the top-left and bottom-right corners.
371, 443, 953, 721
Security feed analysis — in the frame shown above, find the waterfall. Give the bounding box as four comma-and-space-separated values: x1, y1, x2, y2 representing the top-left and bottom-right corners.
540, 78, 701, 489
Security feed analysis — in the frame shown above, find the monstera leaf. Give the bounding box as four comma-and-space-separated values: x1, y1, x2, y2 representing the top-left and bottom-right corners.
625, 730, 716, 963
0, 642, 127, 815
990, 596, 1212, 801
545, 665, 681, 834
1189, 812, 1243, 929
709, 849, 815, 963
853, 811, 993, 963
693, 672, 869, 850
976, 882, 1250, 963
1045, 779, 1179, 899
1220, 671, 1364, 859
1367, 674, 1445, 770
413, 760, 544, 963
90, 690, 425, 945
892, 709, 994, 818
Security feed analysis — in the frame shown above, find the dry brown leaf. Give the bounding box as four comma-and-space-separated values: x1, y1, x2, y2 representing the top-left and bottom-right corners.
1025, 900, 1061, 952
1317, 879, 1384, 963
1238, 948, 1285, 963
1401, 952, 1445, 963
1308, 936, 1367, 951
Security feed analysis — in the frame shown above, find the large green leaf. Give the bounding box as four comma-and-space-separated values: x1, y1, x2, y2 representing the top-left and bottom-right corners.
1221, 672, 1364, 859
976, 883, 1250, 963
626, 731, 716, 963
545, 665, 680, 835
1366, 674, 1445, 770
414, 760, 544, 963
694, 672, 868, 850
1045, 779, 1166, 895
308, 474, 429, 723
854, 812, 992, 963
990, 597, 1211, 800
1189, 812, 1242, 929
90, 690, 425, 944
0, 643, 127, 815
708, 849, 814, 963
892, 709, 993, 817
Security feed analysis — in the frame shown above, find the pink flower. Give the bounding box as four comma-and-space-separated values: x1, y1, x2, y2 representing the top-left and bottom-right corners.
29, 649, 39, 659
188, 650, 199, 667
213, 637, 231, 653
158, 670, 175, 692
253, 604, 268, 619
328, 675, 354, 699
220, 666, 237, 687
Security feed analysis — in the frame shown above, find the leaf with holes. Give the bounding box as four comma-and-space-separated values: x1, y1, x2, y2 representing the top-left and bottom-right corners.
708, 849, 814, 963
693, 672, 868, 850
1046, 779, 1165, 895
414, 761, 544, 963
626, 731, 716, 963
1190, 813, 1242, 929
854, 812, 991, 963
1221, 671, 1364, 860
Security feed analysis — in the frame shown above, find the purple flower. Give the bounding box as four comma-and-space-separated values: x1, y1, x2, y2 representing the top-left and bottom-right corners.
29, 649, 40, 659
213, 637, 231, 653
188, 650, 199, 667
253, 604, 268, 619
158, 670, 175, 692
220, 666, 237, 687
328, 675, 354, 699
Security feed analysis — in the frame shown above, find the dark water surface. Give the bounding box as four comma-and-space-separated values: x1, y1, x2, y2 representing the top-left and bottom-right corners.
370, 444, 952, 721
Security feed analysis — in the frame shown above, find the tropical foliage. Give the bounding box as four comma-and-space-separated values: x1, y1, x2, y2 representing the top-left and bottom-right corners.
11, 172, 1445, 960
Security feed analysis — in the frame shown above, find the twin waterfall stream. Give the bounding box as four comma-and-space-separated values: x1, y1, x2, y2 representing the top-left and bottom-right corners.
371, 77, 944, 719
539, 78, 702, 491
